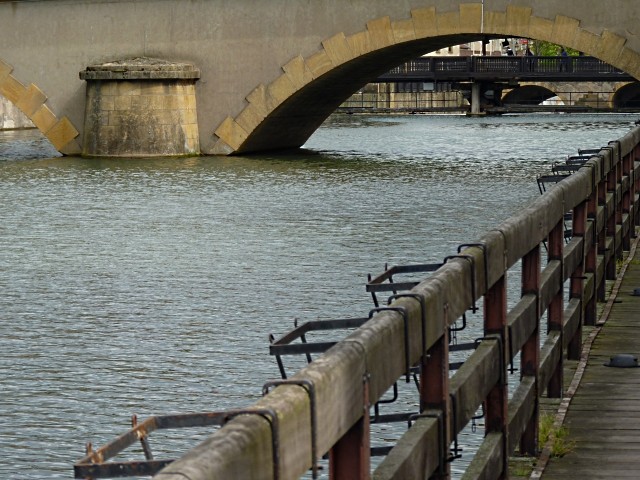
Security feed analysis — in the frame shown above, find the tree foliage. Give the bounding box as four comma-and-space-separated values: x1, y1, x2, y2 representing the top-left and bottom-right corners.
530, 40, 580, 56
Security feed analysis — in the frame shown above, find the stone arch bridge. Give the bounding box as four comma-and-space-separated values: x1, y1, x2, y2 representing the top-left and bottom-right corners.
1, 0, 638, 156
502, 81, 640, 109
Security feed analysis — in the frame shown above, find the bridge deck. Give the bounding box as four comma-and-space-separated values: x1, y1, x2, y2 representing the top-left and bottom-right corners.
541, 238, 640, 479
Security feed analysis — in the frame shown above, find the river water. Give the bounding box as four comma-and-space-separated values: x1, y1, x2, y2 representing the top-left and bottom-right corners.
0, 113, 636, 479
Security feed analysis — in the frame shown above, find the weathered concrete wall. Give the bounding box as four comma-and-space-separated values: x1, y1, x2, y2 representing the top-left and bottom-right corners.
0, 0, 638, 155
341, 90, 465, 110
80, 58, 200, 157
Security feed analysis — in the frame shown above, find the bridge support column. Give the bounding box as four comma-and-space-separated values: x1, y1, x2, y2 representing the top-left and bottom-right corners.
80, 58, 200, 157
470, 83, 482, 116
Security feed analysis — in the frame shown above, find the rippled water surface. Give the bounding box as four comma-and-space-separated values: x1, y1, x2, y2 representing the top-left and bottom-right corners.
0, 114, 636, 478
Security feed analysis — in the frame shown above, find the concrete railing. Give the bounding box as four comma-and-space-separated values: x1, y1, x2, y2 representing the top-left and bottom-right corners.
76, 127, 640, 480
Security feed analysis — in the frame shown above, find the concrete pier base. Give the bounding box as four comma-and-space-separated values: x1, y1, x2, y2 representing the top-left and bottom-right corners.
468, 82, 486, 116
80, 58, 200, 158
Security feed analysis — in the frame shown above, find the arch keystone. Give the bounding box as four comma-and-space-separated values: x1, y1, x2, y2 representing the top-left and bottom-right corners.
459, 3, 482, 33
367, 17, 394, 50
322, 33, 353, 67
411, 6, 437, 38
551, 16, 580, 48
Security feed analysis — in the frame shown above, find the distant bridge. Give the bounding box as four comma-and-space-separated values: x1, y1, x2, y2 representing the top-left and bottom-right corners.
377, 55, 635, 83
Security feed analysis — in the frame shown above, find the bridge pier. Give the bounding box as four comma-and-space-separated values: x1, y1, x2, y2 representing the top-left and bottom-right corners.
470, 83, 483, 115
468, 81, 506, 116
79, 58, 200, 158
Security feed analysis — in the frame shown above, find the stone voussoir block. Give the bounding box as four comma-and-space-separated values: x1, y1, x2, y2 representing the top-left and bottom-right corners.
391, 18, 416, 44
437, 11, 461, 35
529, 16, 554, 44
46, 116, 79, 151
551, 15, 580, 49
236, 103, 266, 134
459, 3, 482, 33
346, 31, 373, 57
305, 50, 333, 79
596, 30, 627, 65
322, 32, 353, 67
215, 116, 248, 152
31, 104, 58, 133
15, 83, 47, 117
505, 5, 532, 37
367, 16, 395, 50
411, 7, 437, 38
0, 75, 27, 104
282, 55, 314, 90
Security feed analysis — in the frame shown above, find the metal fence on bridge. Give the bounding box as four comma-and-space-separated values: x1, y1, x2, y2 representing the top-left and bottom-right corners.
377, 55, 634, 83
75, 126, 640, 479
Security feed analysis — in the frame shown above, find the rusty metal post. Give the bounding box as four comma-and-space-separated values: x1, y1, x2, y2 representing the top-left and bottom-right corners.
585, 179, 599, 325
615, 153, 624, 258
629, 144, 640, 228
520, 245, 540, 455
606, 163, 618, 280
597, 170, 607, 301
569, 201, 586, 360
547, 220, 564, 398
329, 375, 371, 480
622, 151, 632, 250
484, 275, 508, 479
420, 326, 450, 479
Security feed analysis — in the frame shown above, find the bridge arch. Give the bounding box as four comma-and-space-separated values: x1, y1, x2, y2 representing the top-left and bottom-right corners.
215, 4, 640, 155
612, 82, 640, 109
0, 60, 80, 155
502, 85, 562, 106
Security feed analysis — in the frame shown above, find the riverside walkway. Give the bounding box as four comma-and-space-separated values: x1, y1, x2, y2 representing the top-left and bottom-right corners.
536, 237, 640, 479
